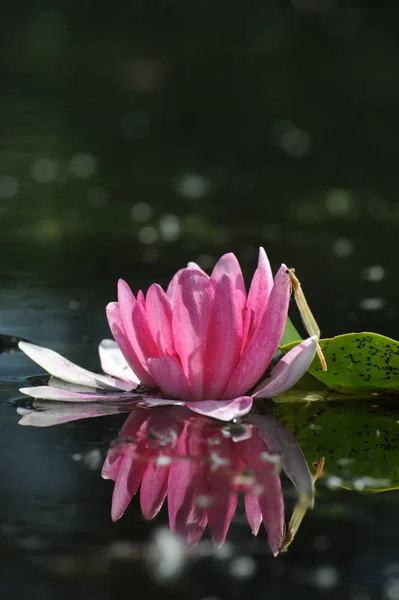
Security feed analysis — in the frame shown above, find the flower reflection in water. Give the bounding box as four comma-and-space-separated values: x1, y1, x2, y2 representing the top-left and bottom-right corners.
18, 389, 317, 555
101, 406, 315, 556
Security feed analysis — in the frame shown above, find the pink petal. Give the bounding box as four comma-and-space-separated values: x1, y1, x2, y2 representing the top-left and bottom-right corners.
101, 454, 123, 481
241, 307, 254, 353
140, 460, 169, 519
183, 510, 208, 548
166, 268, 185, 304
107, 302, 154, 386
203, 274, 243, 398
186, 396, 253, 421
147, 356, 191, 399
136, 290, 146, 310
102, 410, 148, 480
254, 335, 318, 398
172, 270, 214, 400
111, 450, 148, 521
244, 493, 262, 536
108, 408, 189, 522
145, 284, 175, 356
98, 339, 139, 385
238, 434, 285, 556
208, 491, 237, 547
18, 341, 131, 391
168, 423, 208, 547
245, 247, 274, 343
206, 436, 238, 546
140, 408, 184, 519
258, 474, 285, 557
224, 264, 290, 398
138, 405, 185, 520
118, 279, 160, 365
167, 265, 208, 305
210, 252, 246, 309
187, 262, 207, 273
110, 415, 153, 521
19, 386, 135, 401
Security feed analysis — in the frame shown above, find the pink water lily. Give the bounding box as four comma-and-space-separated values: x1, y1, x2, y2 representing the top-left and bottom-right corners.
102, 406, 315, 556
18, 248, 318, 421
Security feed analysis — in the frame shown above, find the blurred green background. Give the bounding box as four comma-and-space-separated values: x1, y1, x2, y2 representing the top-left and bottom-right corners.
2, 4, 399, 598
1, 1, 399, 339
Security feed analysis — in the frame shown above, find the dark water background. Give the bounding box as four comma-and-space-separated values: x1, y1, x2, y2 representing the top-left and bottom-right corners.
2, 2, 399, 598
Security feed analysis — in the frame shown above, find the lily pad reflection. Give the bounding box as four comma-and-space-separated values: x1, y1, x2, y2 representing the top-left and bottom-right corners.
274, 398, 399, 493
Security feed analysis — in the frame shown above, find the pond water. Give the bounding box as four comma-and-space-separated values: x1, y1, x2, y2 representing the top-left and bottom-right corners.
2, 3, 399, 599
1, 244, 399, 600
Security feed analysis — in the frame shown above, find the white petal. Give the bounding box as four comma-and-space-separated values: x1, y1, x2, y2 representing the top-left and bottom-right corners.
250, 413, 314, 507
186, 397, 253, 421
19, 385, 134, 401
98, 339, 140, 385
137, 398, 185, 408
19, 341, 133, 391
48, 377, 100, 394
18, 399, 136, 427
253, 336, 318, 398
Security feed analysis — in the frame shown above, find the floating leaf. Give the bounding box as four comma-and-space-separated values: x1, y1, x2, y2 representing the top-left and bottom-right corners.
281, 332, 399, 395
273, 399, 399, 492
280, 317, 302, 347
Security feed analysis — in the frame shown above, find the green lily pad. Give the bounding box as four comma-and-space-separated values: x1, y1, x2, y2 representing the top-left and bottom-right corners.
280, 332, 399, 395
273, 399, 399, 492
276, 360, 327, 398
280, 317, 302, 347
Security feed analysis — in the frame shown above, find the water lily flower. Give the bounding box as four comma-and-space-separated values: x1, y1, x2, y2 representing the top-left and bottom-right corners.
18, 248, 318, 421
102, 405, 315, 556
